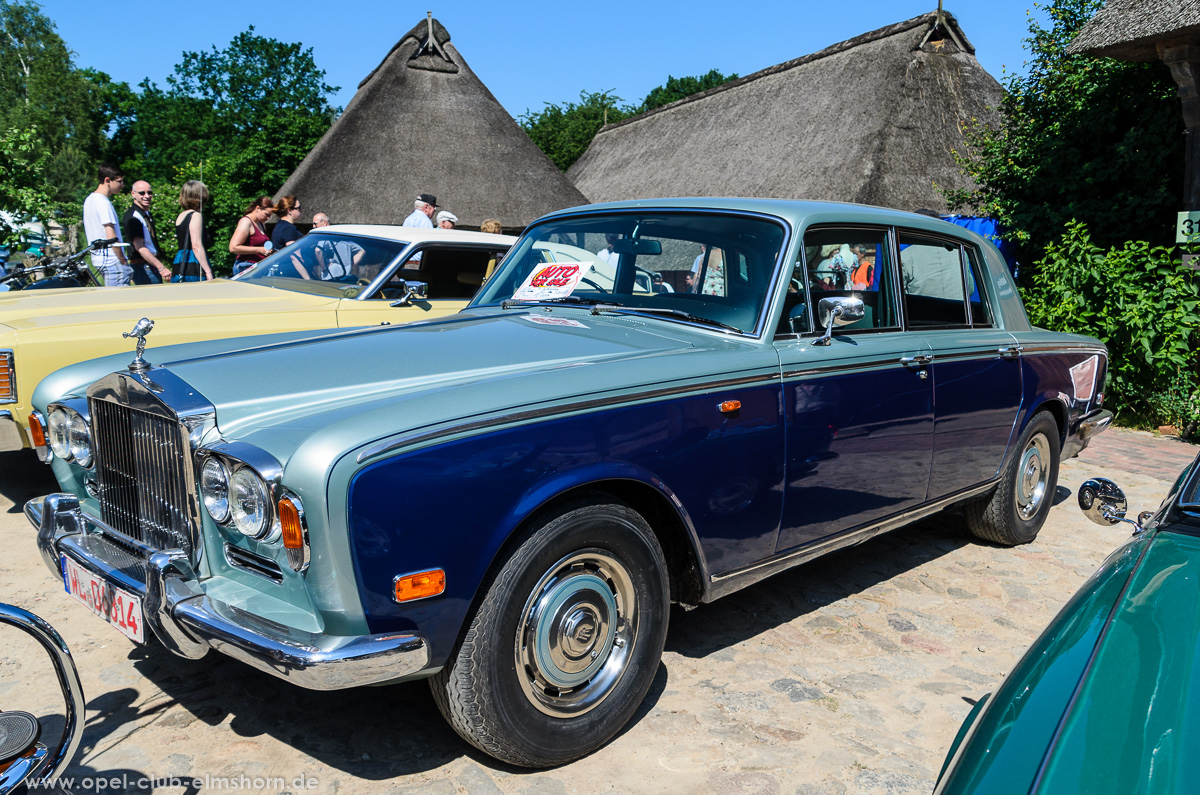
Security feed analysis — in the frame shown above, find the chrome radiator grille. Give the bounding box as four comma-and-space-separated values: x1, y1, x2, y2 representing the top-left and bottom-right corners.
89, 396, 199, 558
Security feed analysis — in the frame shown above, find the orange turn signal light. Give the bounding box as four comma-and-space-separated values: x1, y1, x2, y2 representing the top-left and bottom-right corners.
27, 413, 46, 447
394, 569, 446, 603
718, 400, 742, 414
278, 496, 305, 549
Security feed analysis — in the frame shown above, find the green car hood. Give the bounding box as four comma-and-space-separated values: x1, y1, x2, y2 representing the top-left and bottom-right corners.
51, 310, 779, 469
938, 530, 1200, 794
1036, 530, 1200, 793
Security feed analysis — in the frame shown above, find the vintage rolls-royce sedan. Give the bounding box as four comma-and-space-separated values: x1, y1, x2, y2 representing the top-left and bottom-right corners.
24, 199, 1112, 766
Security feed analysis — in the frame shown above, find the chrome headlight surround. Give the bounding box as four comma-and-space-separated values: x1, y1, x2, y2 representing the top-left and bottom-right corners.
44, 402, 93, 468
196, 446, 280, 542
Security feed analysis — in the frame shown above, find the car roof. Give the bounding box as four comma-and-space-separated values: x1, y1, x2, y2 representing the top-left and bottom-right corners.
535, 197, 968, 237
316, 225, 516, 246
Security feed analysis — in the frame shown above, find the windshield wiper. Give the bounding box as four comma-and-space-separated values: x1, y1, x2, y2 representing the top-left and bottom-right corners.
589, 304, 743, 334
502, 296, 613, 310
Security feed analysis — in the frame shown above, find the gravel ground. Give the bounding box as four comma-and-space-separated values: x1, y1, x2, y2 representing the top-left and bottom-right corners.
0, 428, 1193, 795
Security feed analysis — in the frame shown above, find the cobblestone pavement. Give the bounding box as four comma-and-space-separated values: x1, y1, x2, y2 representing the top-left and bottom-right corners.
0, 427, 1194, 795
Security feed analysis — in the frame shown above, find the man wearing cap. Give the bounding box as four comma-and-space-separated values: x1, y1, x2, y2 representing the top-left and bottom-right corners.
436, 211, 458, 229
403, 194, 437, 228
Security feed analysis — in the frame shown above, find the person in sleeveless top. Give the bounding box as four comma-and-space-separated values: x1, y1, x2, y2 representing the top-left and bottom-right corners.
230, 197, 275, 275
172, 180, 213, 282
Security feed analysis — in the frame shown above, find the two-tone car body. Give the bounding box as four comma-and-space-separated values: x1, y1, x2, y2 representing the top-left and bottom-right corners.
936, 453, 1200, 794
24, 198, 1112, 766
0, 226, 513, 450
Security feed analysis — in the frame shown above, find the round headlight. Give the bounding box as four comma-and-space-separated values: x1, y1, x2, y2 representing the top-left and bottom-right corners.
200, 457, 231, 524
47, 409, 72, 460
68, 412, 92, 468
230, 467, 270, 538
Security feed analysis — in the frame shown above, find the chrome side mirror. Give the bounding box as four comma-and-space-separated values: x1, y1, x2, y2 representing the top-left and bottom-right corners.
390, 280, 429, 307
1079, 477, 1142, 531
813, 296, 865, 346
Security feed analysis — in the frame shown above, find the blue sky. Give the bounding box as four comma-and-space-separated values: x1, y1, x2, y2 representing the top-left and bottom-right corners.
48, 1, 1048, 119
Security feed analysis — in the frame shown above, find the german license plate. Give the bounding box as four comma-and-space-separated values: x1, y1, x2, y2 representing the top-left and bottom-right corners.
61, 556, 145, 643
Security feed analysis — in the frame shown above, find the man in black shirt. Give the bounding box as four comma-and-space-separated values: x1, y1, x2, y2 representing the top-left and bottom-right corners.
122, 180, 170, 284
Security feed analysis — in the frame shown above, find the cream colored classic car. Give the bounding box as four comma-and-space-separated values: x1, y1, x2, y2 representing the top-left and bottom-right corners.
0, 225, 513, 449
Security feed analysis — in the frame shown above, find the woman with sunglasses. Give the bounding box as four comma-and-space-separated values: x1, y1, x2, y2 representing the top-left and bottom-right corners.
272, 196, 304, 250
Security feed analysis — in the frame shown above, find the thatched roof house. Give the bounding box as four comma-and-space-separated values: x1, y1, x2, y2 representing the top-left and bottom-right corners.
277, 16, 587, 230
567, 11, 1002, 212
1067, 0, 1200, 61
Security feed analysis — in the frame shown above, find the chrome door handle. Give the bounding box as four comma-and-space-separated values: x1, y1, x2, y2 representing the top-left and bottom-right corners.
999, 345, 1023, 360
900, 354, 933, 366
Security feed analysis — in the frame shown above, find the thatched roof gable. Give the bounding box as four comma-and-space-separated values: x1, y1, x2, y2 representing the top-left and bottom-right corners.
567, 11, 1002, 213
1067, 0, 1200, 62
276, 16, 587, 231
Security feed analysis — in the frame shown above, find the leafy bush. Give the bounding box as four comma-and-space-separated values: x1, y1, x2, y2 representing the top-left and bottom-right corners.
1022, 220, 1200, 424
1152, 386, 1200, 441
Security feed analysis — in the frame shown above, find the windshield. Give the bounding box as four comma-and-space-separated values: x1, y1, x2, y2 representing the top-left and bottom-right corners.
471, 212, 787, 335
234, 233, 408, 297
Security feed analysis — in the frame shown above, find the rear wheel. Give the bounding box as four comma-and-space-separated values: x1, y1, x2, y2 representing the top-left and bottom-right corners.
430, 498, 669, 767
966, 412, 1060, 546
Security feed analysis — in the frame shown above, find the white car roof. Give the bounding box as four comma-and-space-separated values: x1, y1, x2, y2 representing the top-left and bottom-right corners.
317, 224, 515, 247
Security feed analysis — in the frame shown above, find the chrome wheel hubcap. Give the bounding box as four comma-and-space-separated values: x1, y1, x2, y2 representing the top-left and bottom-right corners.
515, 550, 637, 717
1016, 434, 1051, 520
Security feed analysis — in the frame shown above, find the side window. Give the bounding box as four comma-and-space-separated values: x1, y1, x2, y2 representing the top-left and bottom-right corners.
803, 228, 897, 331
898, 233, 968, 328
375, 247, 508, 300
964, 247, 993, 326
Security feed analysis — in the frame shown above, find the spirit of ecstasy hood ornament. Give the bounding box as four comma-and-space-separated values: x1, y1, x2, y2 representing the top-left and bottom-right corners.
123, 318, 155, 372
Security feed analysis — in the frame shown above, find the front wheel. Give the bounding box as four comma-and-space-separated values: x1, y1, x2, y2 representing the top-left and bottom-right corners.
430, 498, 669, 767
966, 412, 1060, 546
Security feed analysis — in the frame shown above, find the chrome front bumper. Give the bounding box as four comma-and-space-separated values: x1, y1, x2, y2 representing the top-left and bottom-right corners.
28, 493, 430, 690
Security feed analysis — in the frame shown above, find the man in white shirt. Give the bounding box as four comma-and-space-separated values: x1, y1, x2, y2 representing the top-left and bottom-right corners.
403, 194, 437, 228
82, 164, 130, 286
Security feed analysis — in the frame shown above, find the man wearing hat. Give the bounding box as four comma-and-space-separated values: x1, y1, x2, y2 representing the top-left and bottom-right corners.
436, 211, 458, 229
404, 194, 437, 228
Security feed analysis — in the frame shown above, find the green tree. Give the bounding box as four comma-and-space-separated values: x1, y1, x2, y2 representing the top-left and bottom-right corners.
0, 125, 55, 245
948, 0, 1183, 267
637, 68, 737, 113
520, 90, 632, 171
105, 27, 341, 271
521, 70, 740, 171
0, 1, 117, 202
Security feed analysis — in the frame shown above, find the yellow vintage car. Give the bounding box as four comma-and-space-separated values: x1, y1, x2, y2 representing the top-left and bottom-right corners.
0, 225, 513, 450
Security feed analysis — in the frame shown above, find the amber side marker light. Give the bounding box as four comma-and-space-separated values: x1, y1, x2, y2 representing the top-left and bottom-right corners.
718, 399, 742, 414
279, 496, 304, 549
27, 413, 46, 447
394, 569, 446, 603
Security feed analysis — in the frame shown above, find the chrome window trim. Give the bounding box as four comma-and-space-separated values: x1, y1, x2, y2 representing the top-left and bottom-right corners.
357, 371, 781, 464
0, 349, 14, 404
470, 207, 794, 342
789, 223, 902, 338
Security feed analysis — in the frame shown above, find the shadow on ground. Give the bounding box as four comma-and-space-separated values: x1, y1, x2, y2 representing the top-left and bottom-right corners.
62, 511, 980, 780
